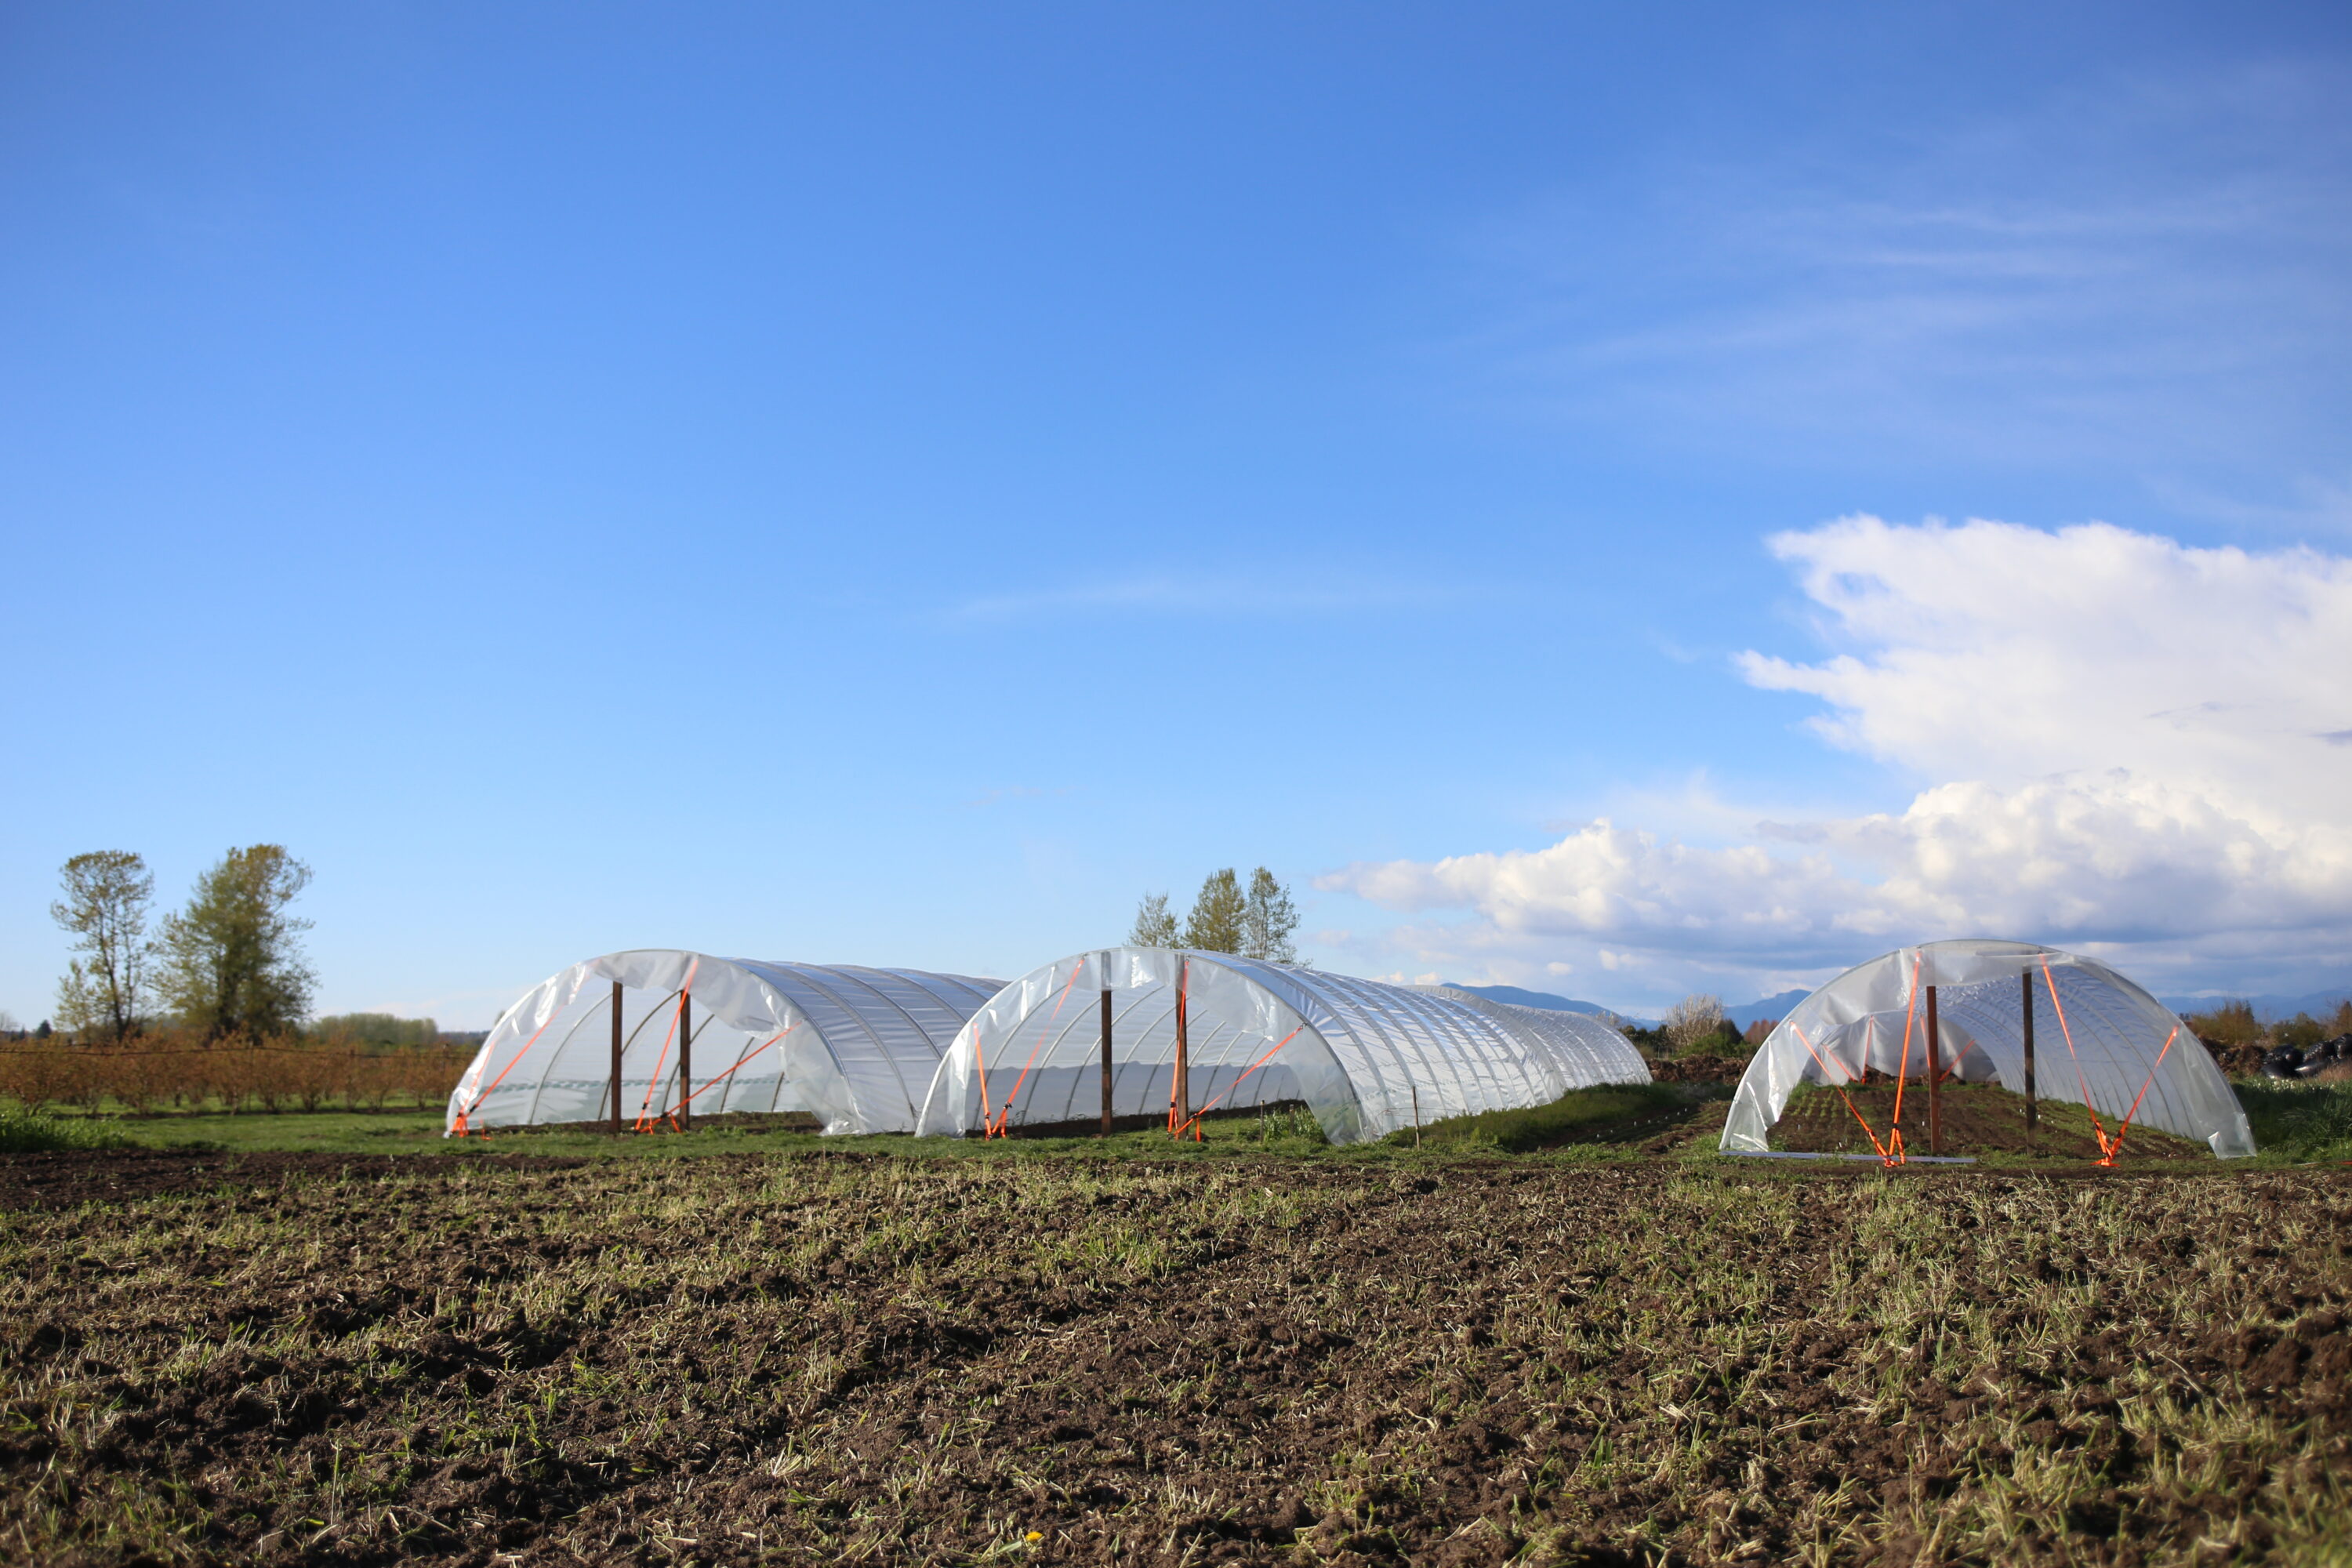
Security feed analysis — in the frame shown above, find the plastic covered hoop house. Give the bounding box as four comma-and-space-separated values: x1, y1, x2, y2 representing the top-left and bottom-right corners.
446, 950, 1002, 1136
1722, 939, 2255, 1158
915, 947, 1650, 1144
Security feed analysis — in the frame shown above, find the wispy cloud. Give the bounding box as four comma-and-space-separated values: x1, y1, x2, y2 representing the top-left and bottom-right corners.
1438, 61, 2352, 503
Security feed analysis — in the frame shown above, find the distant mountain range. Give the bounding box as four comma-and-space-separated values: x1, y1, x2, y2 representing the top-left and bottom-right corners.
1448, 984, 1810, 1031
1451, 982, 2350, 1030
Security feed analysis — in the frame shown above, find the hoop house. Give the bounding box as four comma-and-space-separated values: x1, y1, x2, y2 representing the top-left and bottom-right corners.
913, 948, 1649, 1144
1721, 939, 2254, 1159
446, 950, 1001, 1136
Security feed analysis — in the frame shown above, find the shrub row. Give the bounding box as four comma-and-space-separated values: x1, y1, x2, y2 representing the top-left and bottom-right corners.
0, 1031, 469, 1115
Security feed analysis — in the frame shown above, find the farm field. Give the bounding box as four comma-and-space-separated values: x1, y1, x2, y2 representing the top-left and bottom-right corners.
2, 1149, 2347, 1566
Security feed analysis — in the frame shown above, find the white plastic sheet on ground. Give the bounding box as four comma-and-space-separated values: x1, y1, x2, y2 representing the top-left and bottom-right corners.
1721, 939, 2254, 1159
914, 948, 1650, 1145
445, 951, 1001, 1136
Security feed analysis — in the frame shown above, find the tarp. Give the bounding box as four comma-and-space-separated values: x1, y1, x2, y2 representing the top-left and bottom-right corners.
915, 948, 1650, 1144
1720, 939, 2254, 1159
446, 951, 1001, 1135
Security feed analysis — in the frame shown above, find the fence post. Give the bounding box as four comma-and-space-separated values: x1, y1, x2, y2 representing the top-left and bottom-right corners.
1926, 983, 1943, 1156
677, 990, 692, 1132
1171, 956, 1189, 1137
610, 981, 624, 1134
1100, 966, 1114, 1137
2021, 968, 2038, 1145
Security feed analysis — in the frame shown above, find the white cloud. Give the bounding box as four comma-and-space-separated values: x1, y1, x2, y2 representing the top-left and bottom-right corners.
1320, 516, 2352, 1003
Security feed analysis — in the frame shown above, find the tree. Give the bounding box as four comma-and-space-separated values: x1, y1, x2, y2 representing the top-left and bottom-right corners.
51, 851, 155, 1041
154, 845, 317, 1039
1182, 869, 1247, 953
1242, 867, 1299, 963
1661, 993, 1728, 1054
1128, 891, 1178, 948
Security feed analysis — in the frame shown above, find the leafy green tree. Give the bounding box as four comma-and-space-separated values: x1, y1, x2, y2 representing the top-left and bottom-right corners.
1242, 867, 1299, 963
154, 845, 317, 1039
51, 851, 155, 1041
1182, 869, 1247, 953
1127, 891, 1178, 947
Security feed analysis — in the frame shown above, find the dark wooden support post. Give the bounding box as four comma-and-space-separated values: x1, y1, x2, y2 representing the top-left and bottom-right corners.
1926, 983, 1943, 1156
1100, 976, 1115, 1136
1171, 958, 1189, 1137
610, 981, 625, 1134
2021, 969, 2038, 1145
677, 990, 692, 1131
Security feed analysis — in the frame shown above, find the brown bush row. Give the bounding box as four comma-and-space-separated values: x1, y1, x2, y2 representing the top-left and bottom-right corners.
0, 1033, 469, 1116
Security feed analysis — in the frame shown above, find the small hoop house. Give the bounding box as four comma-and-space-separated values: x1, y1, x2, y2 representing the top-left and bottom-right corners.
1722, 939, 2255, 1159
447, 950, 1002, 1136
914, 947, 1650, 1144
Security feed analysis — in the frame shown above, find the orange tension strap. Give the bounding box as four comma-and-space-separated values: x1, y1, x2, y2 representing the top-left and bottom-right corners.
634, 984, 693, 1132
989, 960, 1086, 1138
2040, 960, 2116, 1160
2097, 1025, 2180, 1167
1788, 1021, 1894, 1163
1174, 1025, 1305, 1140
679, 1024, 797, 1110
452, 1007, 566, 1134
1885, 953, 1922, 1165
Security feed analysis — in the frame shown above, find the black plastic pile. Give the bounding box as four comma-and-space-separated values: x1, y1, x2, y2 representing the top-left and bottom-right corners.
2262, 1034, 2351, 1079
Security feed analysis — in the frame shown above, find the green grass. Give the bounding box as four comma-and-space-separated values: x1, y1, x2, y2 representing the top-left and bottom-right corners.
61, 1089, 1697, 1163
1403, 1080, 1699, 1152
34, 1077, 2345, 1171
2235, 1077, 2352, 1164
0, 1106, 136, 1153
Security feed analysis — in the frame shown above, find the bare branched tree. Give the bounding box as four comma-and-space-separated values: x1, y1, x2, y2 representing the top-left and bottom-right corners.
52, 851, 156, 1041
1661, 993, 1728, 1053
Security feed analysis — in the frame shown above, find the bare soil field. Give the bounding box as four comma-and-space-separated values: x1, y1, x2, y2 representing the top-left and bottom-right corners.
3, 1151, 2347, 1566
1772, 1084, 2209, 1163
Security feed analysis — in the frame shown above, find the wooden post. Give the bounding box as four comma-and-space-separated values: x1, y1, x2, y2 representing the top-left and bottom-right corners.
609, 980, 625, 1134
1926, 983, 1943, 1156
1171, 958, 1189, 1137
1100, 976, 1114, 1137
677, 990, 692, 1131
1410, 1080, 1421, 1149
2021, 969, 2038, 1145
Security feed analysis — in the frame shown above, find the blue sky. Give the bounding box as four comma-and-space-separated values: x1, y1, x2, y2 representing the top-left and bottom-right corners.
4, 2, 2348, 1026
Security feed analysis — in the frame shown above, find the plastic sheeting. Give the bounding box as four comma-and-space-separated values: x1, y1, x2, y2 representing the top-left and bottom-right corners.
1721, 940, 2254, 1159
446, 951, 1002, 1136
914, 948, 1650, 1144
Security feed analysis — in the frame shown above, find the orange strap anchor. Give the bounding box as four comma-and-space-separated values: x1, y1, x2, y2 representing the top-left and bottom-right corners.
1173, 1026, 1305, 1140
986, 960, 1085, 1138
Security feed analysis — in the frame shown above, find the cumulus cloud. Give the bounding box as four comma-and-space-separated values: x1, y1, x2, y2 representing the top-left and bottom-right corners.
1320, 517, 2352, 1000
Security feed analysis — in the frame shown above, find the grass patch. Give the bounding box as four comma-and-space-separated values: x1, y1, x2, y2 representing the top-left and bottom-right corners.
2236, 1076, 2352, 1164
1405, 1080, 1696, 1152
0, 1107, 136, 1153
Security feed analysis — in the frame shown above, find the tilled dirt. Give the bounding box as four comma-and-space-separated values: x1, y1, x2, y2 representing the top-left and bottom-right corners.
1774, 1083, 2208, 1161
2, 1152, 2347, 1566
0, 1150, 583, 1212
